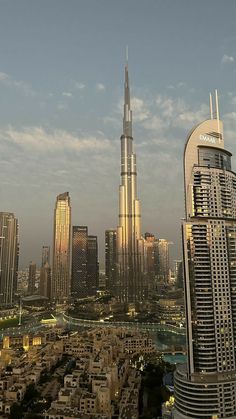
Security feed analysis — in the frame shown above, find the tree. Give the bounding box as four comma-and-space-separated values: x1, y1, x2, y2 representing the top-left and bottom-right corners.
23, 383, 39, 403
10, 402, 23, 419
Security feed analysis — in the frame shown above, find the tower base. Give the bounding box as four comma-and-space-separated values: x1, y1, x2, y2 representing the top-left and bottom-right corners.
174, 363, 236, 418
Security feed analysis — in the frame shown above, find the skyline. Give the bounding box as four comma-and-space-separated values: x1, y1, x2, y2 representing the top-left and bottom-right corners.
1, 1, 236, 267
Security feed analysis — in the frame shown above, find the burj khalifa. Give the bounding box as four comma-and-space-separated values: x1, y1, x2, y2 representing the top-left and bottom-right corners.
117, 61, 144, 306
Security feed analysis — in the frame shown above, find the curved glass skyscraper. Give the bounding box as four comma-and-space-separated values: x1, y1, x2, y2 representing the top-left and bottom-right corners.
174, 93, 236, 418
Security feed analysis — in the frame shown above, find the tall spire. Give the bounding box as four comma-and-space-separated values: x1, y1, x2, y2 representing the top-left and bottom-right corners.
123, 51, 132, 137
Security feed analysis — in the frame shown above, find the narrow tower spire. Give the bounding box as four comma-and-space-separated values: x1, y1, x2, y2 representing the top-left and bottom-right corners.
117, 60, 144, 306
215, 89, 220, 120
209, 92, 213, 119
215, 89, 220, 135
126, 45, 129, 64
123, 52, 132, 137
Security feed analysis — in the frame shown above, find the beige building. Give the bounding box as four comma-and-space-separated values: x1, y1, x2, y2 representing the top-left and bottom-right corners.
174, 92, 236, 418
52, 192, 71, 301
44, 327, 143, 419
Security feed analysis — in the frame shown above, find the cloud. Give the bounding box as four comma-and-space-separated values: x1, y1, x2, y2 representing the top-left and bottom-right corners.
74, 82, 85, 90
230, 96, 236, 106
62, 92, 73, 97
153, 94, 208, 129
96, 83, 105, 91
176, 82, 186, 88
222, 54, 234, 64
57, 103, 68, 111
0, 71, 35, 96
142, 115, 165, 132
116, 95, 150, 123
104, 91, 209, 138
0, 126, 112, 154
0, 72, 9, 82
131, 97, 150, 122
175, 104, 209, 127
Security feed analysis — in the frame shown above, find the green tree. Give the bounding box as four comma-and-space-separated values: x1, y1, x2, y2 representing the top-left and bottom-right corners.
23, 383, 39, 402
10, 402, 23, 419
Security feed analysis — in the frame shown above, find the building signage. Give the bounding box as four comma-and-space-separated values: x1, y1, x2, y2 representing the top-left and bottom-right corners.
199, 134, 217, 144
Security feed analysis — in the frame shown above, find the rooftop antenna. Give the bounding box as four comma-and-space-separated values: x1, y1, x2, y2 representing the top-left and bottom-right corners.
209, 92, 213, 119
215, 89, 220, 134
126, 45, 128, 65
215, 89, 219, 120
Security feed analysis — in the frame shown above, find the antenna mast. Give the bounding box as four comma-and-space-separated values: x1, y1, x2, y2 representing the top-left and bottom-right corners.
209, 93, 213, 119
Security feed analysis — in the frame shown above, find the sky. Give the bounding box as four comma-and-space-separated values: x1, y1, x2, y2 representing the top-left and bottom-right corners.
1, 0, 236, 268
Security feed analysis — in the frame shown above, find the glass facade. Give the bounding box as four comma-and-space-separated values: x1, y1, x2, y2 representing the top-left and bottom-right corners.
0, 212, 18, 305
52, 192, 71, 301
174, 115, 236, 418
117, 64, 144, 305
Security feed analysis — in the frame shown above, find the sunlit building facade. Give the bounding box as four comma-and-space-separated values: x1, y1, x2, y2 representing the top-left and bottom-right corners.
117, 62, 144, 305
174, 92, 236, 418
0, 212, 18, 306
52, 192, 71, 301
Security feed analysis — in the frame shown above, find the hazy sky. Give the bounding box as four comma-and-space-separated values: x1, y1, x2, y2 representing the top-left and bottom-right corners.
1, 0, 236, 268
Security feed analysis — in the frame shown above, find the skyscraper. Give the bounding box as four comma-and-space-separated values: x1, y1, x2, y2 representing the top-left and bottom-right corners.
117, 61, 144, 305
154, 239, 171, 284
174, 259, 183, 288
71, 226, 88, 298
87, 235, 99, 296
71, 226, 99, 298
174, 92, 236, 418
0, 212, 18, 306
27, 261, 36, 295
41, 245, 50, 267
39, 262, 51, 299
105, 229, 117, 294
40, 245, 51, 299
143, 233, 156, 295
52, 192, 71, 301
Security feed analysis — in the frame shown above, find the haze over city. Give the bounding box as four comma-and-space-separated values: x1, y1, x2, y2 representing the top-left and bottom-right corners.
0, 0, 236, 267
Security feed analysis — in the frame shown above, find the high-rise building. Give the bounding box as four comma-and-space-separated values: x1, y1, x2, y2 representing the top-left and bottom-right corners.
27, 261, 36, 295
40, 246, 51, 299
105, 229, 117, 294
39, 262, 51, 299
117, 61, 144, 305
71, 226, 88, 298
174, 92, 236, 418
87, 235, 99, 296
52, 192, 71, 301
71, 226, 99, 298
154, 239, 171, 284
0, 212, 18, 306
143, 233, 156, 295
144, 233, 155, 274
41, 245, 50, 267
174, 259, 183, 288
